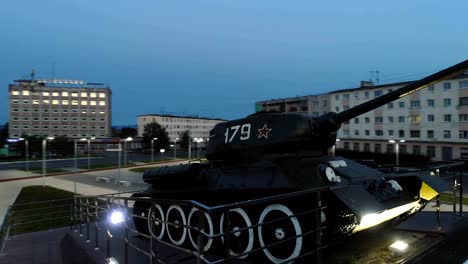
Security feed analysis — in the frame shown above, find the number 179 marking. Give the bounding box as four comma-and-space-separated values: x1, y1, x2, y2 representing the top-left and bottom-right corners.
224, 124, 251, 143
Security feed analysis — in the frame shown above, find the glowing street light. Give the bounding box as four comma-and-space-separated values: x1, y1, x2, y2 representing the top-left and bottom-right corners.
388, 139, 405, 170
193, 138, 204, 159
7, 138, 28, 171
160, 148, 166, 161
80, 137, 96, 170
123, 137, 133, 166
331, 138, 341, 157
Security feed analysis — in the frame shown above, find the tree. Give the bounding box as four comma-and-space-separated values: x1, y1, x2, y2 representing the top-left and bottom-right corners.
143, 122, 170, 150
179, 130, 190, 149
0, 122, 8, 139
119, 127, 138, 138
0, 122, 8, 147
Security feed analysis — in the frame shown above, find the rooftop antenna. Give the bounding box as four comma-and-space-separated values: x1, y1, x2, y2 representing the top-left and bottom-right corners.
368, 70, 374, 82
30, 69, 36, 81
368, 70, 380, 84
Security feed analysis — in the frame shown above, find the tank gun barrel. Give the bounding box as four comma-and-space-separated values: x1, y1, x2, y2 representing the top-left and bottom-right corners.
333, 60, 468, 124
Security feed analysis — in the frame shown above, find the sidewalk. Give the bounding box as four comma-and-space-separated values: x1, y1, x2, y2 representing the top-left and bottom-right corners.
0, 160, 189, 228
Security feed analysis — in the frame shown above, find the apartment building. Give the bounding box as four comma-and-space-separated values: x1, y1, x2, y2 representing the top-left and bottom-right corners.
255, 94, 330, 117
8, 79, 112, 138
137, 114, 226, 141
256, 73, 468, 161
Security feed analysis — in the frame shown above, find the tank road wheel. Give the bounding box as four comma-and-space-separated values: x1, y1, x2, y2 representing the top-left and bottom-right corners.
258, 204, 302, 264
132, 200, 150, 235
219, 208, 254, 259
166, 205, 187, 246
148, 204, 165, 240
187, 208, 214, 252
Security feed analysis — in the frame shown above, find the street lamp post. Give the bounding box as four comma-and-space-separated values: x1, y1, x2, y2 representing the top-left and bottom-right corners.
7, 138, 29, 171
174, 138, 179, 159
193, 138, 203, 159
74, 140, 78, 194
124, 137, 133, 166
331, 138, 341, 157
160, 148, 165, 161
42, 136, 54, 187
389, 139, 405, 170
87, 137, 95, 170
151, 138, 158, 162
117, 140, 122, 195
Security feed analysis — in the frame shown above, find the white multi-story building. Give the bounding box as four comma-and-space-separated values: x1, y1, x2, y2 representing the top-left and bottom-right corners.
256, 94, 330, 117
137, 114, 226, 141
256, 73, 468, 161
8, 78, 112, 138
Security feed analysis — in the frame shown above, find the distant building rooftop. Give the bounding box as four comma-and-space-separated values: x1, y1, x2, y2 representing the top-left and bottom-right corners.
13, 79, 108, 89
138, 113, 226, 121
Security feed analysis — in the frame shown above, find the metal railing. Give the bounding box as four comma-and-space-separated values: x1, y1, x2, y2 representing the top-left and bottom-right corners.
74, 187, 329, 264
0, 197, 76, 256
0, 161, 464, 262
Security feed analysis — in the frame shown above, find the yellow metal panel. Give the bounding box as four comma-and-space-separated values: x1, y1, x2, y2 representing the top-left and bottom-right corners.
420, 182, 439, 200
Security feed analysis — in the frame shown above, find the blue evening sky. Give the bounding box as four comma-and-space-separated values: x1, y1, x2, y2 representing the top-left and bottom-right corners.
1, 0, 467, 125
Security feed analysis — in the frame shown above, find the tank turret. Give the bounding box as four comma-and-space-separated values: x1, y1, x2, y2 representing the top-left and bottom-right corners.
207, 59, 468, 162
133, 60, 468, 263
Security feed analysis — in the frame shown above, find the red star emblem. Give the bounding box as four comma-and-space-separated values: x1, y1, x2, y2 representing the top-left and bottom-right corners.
258, 124, 272, 139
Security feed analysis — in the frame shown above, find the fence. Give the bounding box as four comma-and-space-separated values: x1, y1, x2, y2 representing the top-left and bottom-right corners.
0, 161, 465, 263
73, 187, 328, 264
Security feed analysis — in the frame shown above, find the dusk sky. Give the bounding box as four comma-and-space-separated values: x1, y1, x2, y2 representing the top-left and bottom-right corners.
1, 0, 467, 125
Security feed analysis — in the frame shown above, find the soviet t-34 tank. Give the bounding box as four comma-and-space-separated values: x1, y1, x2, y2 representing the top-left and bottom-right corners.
132, 60, 468, 263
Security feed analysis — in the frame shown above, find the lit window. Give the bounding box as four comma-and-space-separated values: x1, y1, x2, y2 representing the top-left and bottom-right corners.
90, 101, 96, 106
72, 100, 78, 105
410, 115, 421, 123
71, 92, 78, 97
100, 111, 105, 114
43, 92, 50, 96
81, 92, 87, 97
52, 100, 59, 105
99, 93, 106, 98
90, 93, 97, 98
11, 91, 19, 95
22, 90, 30, 95
99, 101, 106, 106
43, 100, 50, 104
62, 100, 69, 105
81, 101, 88, 106
33, 100, 39, 104
82, 110, 87, 114
52, 92, 59, 97
62, 91, 69, 96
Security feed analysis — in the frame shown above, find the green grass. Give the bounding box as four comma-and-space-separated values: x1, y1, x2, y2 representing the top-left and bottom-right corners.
129, 167, 159, 173
17, 168, 68, 174
439, 193, 468, 205
8, 186, 75, 235
78, 163, 118, 170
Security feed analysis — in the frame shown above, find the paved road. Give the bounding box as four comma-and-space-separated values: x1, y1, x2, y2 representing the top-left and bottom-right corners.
0, 152, 163, 171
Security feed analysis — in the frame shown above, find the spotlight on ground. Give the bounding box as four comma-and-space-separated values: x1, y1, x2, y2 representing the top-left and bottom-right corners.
106, 257, 119, 264
389, 240, 408, 252
109, 210, 125, 225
